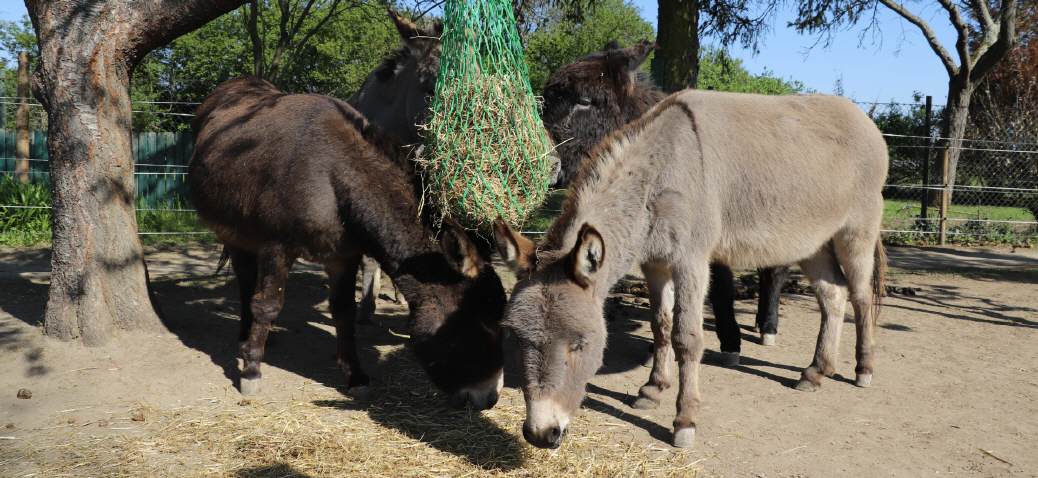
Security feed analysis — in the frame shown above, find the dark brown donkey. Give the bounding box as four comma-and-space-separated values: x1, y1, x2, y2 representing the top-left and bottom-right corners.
539, 41, 791, 362
188, 77, 506, 409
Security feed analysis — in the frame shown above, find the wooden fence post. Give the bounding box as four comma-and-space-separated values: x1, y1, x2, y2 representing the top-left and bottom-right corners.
15, 51, 30, 183
937, 148, 951, 245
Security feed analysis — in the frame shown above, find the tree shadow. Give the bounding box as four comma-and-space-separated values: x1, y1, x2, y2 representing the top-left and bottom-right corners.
313, 347, 525, 471
886, 283, 1038, 329
887, 245, 1038, 284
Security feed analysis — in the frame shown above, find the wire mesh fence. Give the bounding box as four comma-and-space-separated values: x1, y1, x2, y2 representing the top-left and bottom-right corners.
1, 98, 1036, 246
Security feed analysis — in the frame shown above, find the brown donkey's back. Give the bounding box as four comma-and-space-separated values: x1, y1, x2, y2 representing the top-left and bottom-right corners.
188, 77, 507, 409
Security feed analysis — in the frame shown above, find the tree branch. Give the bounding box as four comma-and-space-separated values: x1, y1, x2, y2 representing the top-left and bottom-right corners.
968, 0, 995, 35
295, 0, 346, 53
877, 0, 958, 76
936, 0, 971, 72
970, 0, 1018, 82
128, 0, 249, 65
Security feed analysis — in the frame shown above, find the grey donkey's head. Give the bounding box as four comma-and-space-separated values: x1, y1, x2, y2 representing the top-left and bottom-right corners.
350, 10, 442, 146
494, 220, 609, 449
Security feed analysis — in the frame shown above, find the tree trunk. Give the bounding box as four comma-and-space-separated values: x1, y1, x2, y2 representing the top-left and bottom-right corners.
28, 0, 246, 345
15, 51, 30, 184
247, 0, 264, 77
937, 76, 973, 207
652, 0, 700, 92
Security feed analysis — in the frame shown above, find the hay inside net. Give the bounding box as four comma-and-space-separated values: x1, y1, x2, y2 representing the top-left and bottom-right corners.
421, 0, 554, 231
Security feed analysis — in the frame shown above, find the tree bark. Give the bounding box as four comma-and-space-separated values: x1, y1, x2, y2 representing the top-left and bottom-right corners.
937, 76, 973, 206
28, 0, 246, 345
652, 0, 700, 92
15, 51, 30, 184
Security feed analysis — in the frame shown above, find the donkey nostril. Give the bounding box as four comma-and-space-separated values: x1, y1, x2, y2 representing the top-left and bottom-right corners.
548, 426, 561, 442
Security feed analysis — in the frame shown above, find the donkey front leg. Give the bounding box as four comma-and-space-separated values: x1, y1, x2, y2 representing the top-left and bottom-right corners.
795, 246, 848, 392
670, 260, 711, 448
755, 266, 790, 346
326, 255, 371, 391
239, 246, 294, 395
632, 263, 675, 410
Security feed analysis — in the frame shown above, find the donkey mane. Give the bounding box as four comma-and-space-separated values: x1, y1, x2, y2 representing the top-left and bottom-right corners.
542, 94, 695, 252
373, 46, 413, 82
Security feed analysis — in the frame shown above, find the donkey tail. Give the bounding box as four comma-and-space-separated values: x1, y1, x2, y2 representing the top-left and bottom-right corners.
871, 239, 887, 323
215, 246, 231, 276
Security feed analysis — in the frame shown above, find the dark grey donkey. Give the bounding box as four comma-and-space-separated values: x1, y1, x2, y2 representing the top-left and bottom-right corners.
348, 11, 442, 322
189, 77, 506, 409
496, 90, 887, 449
540, 41, 793, 359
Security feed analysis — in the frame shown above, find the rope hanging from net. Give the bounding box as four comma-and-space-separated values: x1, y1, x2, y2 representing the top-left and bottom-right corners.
421, 0, 554, 231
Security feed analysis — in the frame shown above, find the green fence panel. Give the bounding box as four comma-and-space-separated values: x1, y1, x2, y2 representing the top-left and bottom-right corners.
0, 128, 194, 208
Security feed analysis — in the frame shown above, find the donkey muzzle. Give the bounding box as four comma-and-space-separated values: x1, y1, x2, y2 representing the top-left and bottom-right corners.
451, 369, 504, 411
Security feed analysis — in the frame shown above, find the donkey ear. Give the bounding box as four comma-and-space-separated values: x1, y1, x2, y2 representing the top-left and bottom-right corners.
493, 217, 537, 277
569, 224, 605, 288
607, 39, 654, 74
388, 9, 422, 42
441, 221, 483, 279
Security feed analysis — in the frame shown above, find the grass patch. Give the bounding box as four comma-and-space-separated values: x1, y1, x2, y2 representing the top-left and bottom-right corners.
1, 176, 213, 247
883, 198, 1036, 223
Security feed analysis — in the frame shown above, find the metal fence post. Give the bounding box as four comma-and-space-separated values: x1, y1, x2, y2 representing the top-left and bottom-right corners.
920, 96, 932, 221
15, 51, 30, 183
937, 148, 951, 245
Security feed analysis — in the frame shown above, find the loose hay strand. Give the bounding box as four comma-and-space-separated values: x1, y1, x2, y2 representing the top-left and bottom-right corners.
6, 387, 700, 477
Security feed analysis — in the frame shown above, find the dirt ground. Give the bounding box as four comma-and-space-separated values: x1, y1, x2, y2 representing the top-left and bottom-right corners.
1, 244, 1036, 477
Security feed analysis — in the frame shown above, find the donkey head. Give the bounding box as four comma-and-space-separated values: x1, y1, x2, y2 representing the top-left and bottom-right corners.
351, 10, 442, 146
541, 40, 656, 187
407, 224, 507, 410
493, 220, 610, 448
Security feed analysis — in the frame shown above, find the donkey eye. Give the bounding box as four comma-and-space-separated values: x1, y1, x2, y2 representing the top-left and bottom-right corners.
569, 340, 584, 352
576, 96, 592, 107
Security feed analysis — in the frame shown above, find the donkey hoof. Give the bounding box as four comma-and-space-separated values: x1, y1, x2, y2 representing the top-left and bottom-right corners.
631, 396, 660, 410
717, 351, 740, 367
347, 385, 371, 399
794, 379, 820, 392
855, 373, 873, 388
760, 333, 776, 346
672, 427, 696, 448
240, 377, 262, 396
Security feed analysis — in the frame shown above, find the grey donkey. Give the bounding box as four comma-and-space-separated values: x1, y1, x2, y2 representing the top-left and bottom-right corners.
494, 91, 888, 449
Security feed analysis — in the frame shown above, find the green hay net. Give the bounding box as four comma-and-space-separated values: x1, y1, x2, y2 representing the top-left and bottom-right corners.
420, 0, 554, 231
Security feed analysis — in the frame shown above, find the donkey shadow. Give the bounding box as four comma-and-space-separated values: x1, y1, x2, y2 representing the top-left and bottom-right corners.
155, 266, 524, 471
154, 266, 406, 392
313, 346, 524, 471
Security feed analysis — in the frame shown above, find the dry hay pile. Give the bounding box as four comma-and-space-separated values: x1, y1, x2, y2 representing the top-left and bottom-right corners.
420, 73, 555, 231
3, 379, 700, 477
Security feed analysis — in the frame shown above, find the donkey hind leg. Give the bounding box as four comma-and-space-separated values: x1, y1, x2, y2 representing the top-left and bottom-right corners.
357, 256, 381, 324
755, 266, 791, 346
239, 246, 294, 396
326, 256, 371, 392
228, 246, 258, 344
708, 263, 740, 366
633, 264, 676, 410
833, 230, 880, 388
795, 244, 848, 392
670, 259, 711, 448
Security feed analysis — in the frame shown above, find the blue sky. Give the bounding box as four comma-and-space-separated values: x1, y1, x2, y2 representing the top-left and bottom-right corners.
0, 0, 956, 104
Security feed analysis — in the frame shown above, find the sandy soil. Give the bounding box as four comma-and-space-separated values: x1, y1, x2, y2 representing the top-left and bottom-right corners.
0, 244, 1036, 477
